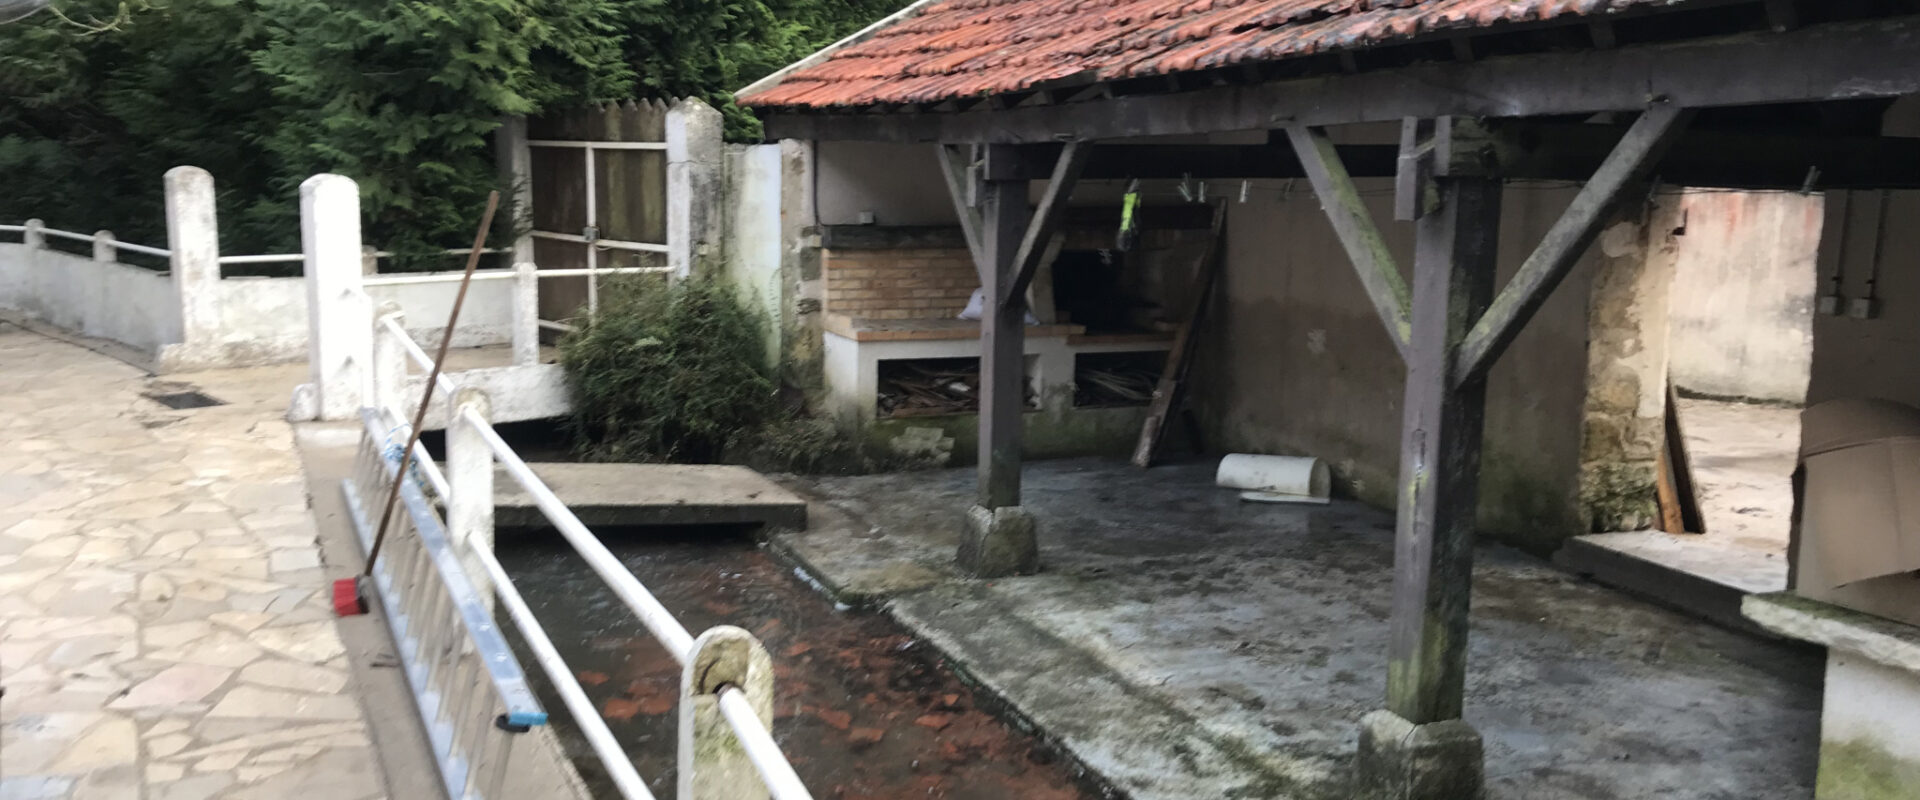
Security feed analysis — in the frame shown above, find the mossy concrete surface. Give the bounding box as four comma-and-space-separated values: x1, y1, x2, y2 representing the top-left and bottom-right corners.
772, 458, 1824, 800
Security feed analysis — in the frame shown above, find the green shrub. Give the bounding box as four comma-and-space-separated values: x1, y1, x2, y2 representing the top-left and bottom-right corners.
560, 276, 777, 463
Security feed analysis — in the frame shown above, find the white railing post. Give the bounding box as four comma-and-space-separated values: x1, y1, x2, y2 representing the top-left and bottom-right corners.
679, 626, 774, 800
300, 173, 371, 421
92, 230, 116, 263
667, 97, 725, 279
448, 387, 495, 604
512, 261, 539, 365
22, 219, 45, 250
361, 245, 380, 276
371, 302, 407, 417
164, 166, 222, 360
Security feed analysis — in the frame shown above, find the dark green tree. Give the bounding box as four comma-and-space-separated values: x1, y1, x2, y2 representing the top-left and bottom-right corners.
252, 0, 635, 263
0, 0, 908, 259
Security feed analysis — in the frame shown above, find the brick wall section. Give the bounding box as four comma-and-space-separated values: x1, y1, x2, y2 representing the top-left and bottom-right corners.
824, 247, 979, 320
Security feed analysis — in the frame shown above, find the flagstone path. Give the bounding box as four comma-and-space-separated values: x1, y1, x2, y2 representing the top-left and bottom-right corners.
0, 323, 387, 799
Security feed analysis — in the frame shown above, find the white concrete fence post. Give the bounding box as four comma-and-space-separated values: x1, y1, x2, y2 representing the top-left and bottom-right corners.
667, 97, 725, 279
22, 219, 45, 250
678, 626, 775, 800
447, 386, 495, 604
512, 261, 539, 366
371, 302, 408, 418
497, 115, 536, 267
298, 174, 372, 421
92, 230, 116, 263
163, 166, 222, 369
361, 245, 380, 277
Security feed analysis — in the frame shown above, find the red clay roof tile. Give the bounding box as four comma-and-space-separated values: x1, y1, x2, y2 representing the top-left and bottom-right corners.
740, 0, 1692, 110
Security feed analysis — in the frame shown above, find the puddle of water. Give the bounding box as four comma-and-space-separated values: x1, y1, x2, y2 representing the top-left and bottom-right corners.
497, 527, 1100, 800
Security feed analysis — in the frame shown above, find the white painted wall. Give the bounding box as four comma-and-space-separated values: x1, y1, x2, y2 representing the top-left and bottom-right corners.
0, 243, 179, 353
1666, 190, 1821, 403
214, 275, 519, 364
816, 141, 956, 226
726, 144, 787, 367
0, 240, 517, 366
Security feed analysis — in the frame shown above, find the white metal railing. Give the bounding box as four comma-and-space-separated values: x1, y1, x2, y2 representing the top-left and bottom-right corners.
460, 403, 812, 800
223, 247, 511, 267
3, 221, 173, 258
356, 314, 816, 800
2, 220, 508, 268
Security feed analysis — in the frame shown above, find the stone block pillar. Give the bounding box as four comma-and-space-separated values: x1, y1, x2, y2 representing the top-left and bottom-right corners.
678, 626, 774, 800
159, 166, 222, 371
447, 387, 495, 604
1579, 199, 1683, 531
92, 231, 116, 263
370, 302, 408, 417
299, 174, 372, 421
496, 116, 536, 267
511, 261, 539, 366
668, 97, 725, 279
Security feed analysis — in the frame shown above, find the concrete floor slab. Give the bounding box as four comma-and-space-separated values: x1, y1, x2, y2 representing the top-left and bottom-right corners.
494, 463, 806, 529
773, 459, 1825, 800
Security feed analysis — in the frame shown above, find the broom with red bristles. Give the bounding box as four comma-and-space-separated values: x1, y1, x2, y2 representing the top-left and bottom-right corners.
335, 190, 500, 617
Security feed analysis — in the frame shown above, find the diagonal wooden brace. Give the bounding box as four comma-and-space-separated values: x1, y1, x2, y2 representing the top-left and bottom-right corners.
1001, 140, 1090, 308
1286, 124, 1413, 359
1451, 103, 1693, 388
938, 144, 991, 283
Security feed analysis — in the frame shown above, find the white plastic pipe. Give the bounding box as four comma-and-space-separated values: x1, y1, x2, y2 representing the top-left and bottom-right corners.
1216, 454, 1331, 504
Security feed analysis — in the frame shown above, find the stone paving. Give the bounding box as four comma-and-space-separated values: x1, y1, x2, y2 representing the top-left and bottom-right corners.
0, 323, 387, 799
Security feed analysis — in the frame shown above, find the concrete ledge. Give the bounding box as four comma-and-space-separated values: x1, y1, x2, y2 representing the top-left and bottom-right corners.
1745, 592, 1920, 800
1556, 531, 1785, 634
1743, 592, 1920, 673
410, 363, 571, 429
495, 463, 807, 530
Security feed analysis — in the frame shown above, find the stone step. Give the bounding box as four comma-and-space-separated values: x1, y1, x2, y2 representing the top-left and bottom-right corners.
494, 463, 807, 530
1554, 531, 1789, 635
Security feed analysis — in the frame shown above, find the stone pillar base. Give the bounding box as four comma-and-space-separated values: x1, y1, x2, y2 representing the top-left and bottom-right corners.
957, 505, 1038, 578
1355, 710, 1485, 800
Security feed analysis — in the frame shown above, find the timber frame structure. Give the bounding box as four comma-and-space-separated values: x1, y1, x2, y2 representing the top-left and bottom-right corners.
743, 3, 1920, 797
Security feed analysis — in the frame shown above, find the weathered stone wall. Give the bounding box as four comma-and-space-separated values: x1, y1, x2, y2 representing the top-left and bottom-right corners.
1578, 203, 1683, 532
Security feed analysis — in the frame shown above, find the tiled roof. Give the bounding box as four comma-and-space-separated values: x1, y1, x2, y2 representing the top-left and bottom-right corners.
739, 0, 1689, 110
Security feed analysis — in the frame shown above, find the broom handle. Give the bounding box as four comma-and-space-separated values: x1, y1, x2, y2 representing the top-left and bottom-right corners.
363, 190, 501, 578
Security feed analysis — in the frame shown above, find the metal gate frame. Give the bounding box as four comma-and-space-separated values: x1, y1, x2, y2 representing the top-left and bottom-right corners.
525, 137, 673, 332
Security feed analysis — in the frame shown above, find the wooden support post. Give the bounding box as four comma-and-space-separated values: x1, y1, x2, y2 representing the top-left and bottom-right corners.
1386, 176, 1502, 726
944, 144, 1043, 578
1284, 124, 1413, 358
978, 152, 1030, 510
1453, 103, 1691, 386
